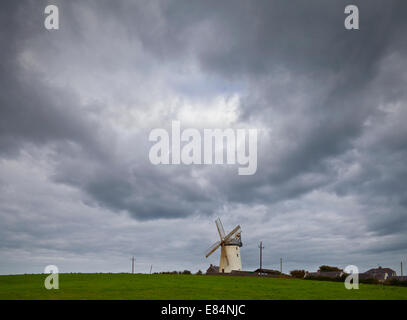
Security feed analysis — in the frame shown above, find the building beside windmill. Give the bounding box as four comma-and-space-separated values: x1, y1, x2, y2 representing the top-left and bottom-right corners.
206, 264, 219, 274
361, 266, 396, 280
205, 218, 243, 273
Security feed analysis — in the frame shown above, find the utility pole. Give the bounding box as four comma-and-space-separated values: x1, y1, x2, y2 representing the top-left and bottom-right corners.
401, 261, 404, 277
150, 264, 153, 274
258, 241, 264, 271
280, 258, 282, 274
131, 256, 135, 274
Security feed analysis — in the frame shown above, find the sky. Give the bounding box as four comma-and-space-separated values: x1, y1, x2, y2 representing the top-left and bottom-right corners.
0, 0, 407, 275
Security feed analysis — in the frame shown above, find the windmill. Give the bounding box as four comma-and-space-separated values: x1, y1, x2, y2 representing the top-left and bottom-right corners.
205, 218, 242, 273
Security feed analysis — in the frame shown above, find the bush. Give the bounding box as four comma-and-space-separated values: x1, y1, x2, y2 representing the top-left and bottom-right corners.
385, 279, 407, 287
269, 270, 282, 275
359, 278, 379, 285
182, 270, 191, 275
196, 270, 203, 275
290, 270, 306, 278
305, 275, 344, 282
318, 265, 343, 272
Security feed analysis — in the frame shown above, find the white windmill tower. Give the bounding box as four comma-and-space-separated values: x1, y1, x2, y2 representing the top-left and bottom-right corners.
205, 218, 242, 273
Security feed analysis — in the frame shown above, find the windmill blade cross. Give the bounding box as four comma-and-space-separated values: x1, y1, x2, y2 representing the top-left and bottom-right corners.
215, 218, 226, 240
223, 225, 241, 242
205, 241, 221, 258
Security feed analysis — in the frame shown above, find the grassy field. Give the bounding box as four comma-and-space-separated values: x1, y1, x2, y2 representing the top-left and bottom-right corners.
0, 273, 407, 300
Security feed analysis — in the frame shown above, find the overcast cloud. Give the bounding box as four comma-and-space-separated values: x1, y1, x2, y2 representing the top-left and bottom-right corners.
1, 0, 406, 275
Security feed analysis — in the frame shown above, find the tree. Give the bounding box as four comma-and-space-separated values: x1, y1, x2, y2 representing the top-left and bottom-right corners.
318, 265, 343, 272
290, 270, 306, 278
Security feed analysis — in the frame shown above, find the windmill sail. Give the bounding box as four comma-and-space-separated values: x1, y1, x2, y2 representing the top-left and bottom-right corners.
205, 240, 221, 258
205, 218, 243, 273
215, 218, 226, 239
223, 225, 241, 242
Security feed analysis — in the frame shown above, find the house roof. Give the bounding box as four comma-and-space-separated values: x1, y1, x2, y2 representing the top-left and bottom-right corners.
206, 264, 219, 273
364, 267, 396, 275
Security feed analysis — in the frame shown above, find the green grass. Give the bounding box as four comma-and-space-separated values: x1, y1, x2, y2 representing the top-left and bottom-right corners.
0, 273, 407, 300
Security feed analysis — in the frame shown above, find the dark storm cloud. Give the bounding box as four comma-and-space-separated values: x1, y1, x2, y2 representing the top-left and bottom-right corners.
0, 0, 407, 274
52, 158, 219, 220
167, 0, 407, 233
0, 1, 104, 158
